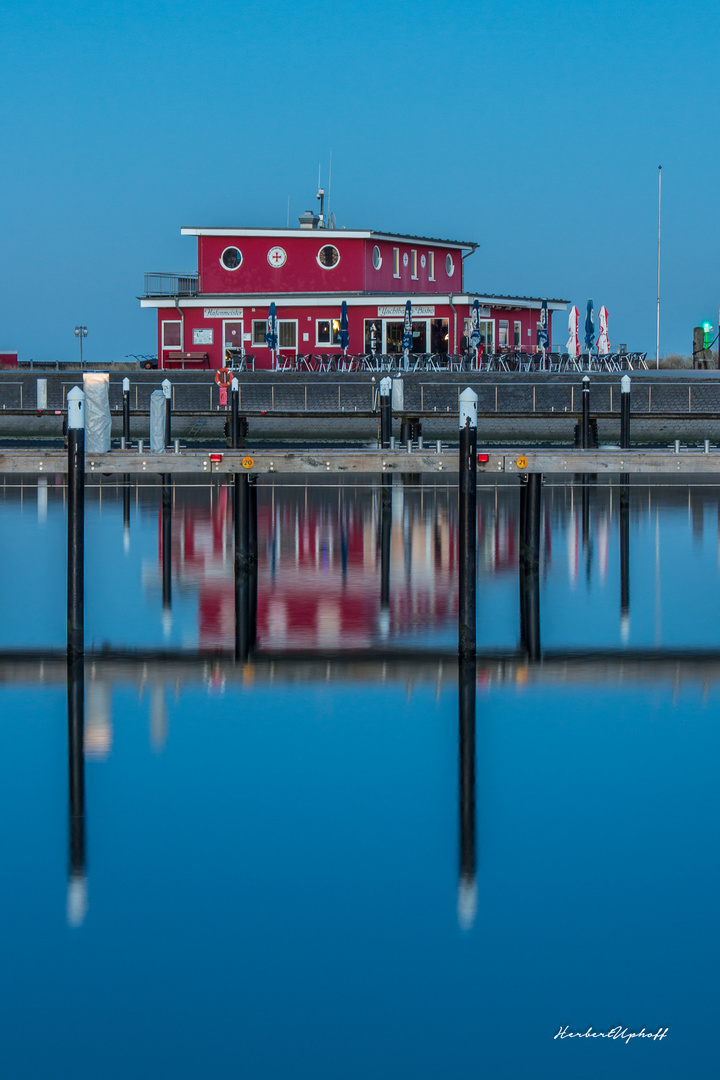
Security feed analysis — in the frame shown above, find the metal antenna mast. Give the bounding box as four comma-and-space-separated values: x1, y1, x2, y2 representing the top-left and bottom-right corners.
656, 165, 662, 369
327, 150, 332, 223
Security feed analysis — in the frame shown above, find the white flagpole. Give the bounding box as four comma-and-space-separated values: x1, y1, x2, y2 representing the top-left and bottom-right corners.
656, 165, 662, 369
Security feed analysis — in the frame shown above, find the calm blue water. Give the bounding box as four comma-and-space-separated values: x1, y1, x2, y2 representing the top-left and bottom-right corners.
0, 474, 717, 1079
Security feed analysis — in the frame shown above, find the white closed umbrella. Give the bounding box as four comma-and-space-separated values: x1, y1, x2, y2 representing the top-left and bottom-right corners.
566, 306, 579, 359
597, 306, 610, 355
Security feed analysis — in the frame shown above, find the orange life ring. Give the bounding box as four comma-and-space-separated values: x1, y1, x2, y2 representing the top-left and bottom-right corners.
215, 367, 232, 387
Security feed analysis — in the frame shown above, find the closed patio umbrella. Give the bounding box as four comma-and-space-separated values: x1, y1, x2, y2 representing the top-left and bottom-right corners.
265, 302, 278, 370
585, 299, 595, 357
402, 300, 412, 371
567, 306, 579, 359
339, 301, 349, 355
537, 298, 549, 366
470, 299, 481, 368
597, 306, 610, 355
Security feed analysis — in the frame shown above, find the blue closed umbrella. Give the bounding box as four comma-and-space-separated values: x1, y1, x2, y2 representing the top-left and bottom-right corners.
402, 300, 412, 370
470, 299, 481, 345
537, 298, 549, 351
470, 299, 481, 365
585, 299, 595, 354
265, 302, 278, 368
339, 301, 349, 353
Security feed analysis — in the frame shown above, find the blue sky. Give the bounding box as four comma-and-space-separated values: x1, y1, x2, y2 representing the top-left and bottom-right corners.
1, 0, 717, 361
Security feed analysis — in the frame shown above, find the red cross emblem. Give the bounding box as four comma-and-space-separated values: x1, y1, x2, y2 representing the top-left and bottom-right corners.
267, 246, 287, 268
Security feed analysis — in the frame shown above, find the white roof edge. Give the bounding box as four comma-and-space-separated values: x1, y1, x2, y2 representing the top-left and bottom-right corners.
180, 227, 475, 248
464, 296, 568, 310
181, 228, 373, 239
141, 294, 565, 309
142, 295, 460, 308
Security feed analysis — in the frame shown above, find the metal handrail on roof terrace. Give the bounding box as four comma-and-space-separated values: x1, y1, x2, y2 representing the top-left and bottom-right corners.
143, 272, 199, 297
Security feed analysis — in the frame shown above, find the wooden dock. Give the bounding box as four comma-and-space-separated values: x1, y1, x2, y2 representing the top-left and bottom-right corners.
3, 446, 720, 475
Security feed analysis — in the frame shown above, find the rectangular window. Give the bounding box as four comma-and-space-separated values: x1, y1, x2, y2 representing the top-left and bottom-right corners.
514, 321, 522, 348
162, 321, 182, 350
428, 251, 435, 280
278, 320, 297, 349
252, 320, 267, 346
317, 320, 331, 345
499, 320, 509, 348
316, 319, 340, 346
393, 248, 400, 277
411, 250, 418, 279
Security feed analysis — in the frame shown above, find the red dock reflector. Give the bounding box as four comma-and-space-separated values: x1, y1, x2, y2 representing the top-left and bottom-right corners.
210, 453, 223, 462
477, 454, 489, 463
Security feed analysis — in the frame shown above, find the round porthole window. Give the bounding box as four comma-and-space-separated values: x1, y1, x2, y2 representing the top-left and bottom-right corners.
403, 252, 409, 267
220, 247, 242, 270
446, 253, 455, 277
420, 254, 426, 269
317, 244, 340, 269
372, 245, 382, 270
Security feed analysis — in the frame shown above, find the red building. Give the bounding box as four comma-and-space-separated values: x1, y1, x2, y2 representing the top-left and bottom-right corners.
141, 207, 566, 370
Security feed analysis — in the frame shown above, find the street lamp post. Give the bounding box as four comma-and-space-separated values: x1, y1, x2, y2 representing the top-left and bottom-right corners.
74, 326, 88, 367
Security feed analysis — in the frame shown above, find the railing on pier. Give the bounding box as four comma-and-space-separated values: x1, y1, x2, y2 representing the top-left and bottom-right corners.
32, 377, 711, 419
258, 351, 649, 374
143, 272, 199, 297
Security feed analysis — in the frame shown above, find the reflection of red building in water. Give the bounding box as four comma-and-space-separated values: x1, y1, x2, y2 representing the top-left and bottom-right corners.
159, 484, 463, 650
151, 482, 553, 651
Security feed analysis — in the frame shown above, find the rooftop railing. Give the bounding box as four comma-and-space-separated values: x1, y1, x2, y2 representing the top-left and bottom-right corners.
143, 272, 199, 297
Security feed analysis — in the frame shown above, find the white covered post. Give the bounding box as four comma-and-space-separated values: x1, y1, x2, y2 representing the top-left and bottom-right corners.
379, 375, 392, 449
82, 372, 111, 453
122, 376, 131, 444
67, 386, 85, 660
620, 374, 631, 449
458, 388, 478, 658
150, 390, 166, 452
162, 377, 172, 446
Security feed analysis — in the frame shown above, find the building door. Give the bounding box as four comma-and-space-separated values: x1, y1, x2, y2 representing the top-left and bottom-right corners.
385, 321, 404, 353
412, 321, 428, 352
384, 319, 428, 353
223, 320, 244, 360
479, 320, 494, 353
430, 319, 449, 354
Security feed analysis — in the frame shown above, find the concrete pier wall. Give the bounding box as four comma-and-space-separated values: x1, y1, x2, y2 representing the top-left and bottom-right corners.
2, 369, 720, 445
